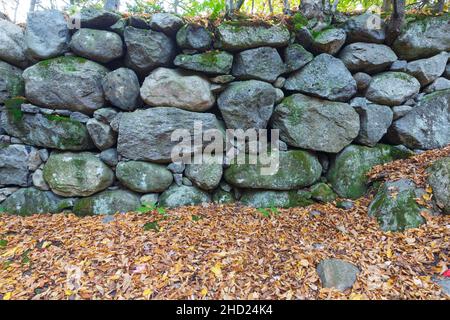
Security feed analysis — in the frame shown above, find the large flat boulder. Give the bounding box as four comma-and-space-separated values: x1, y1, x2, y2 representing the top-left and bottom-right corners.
174, 51, 233, 75
240, 190, 314, 208
73, 190, 140, 216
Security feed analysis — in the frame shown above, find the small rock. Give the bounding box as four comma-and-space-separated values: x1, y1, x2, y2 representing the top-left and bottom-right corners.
93, 108, 118, 124
353, 72, 372, 92
317, 259, 359, 291
167, 162, 185, 174
424, 77, 450, 93
140, 193, 159, 205
392, 105, 413, 120
86, 119, 116, 151
176, 25, 212, 51
100, 148, 118, 167
32, 169, 49, 191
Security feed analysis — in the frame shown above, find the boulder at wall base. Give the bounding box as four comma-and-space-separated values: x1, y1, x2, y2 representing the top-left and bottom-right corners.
43, 152, 114, 197
1, 106, 94, 151
386, 89, 450, 150
326, 144, 413, 199
0, 144, 38, 187
184, 155, 223, 191
240, 190, 314, 208
215, 23, 290, 51
317, 259, 359, 291
393, 14, 450, 60
271, 93, 360, 153
0, 61, 24, 104
140, 68, 215, 112
2, 187, 74, 216
212, 189, 236, 204
368, 179, 426, 232
117, 107, 221, 163
22, 56, 109, 115
427, 157, 450, 214
0, 18, 28, 68
158, 185, 211, 208
284, 53, 357, 102
73, 190, 140, 216
174, 51, 233, 75
309, 183, 337, 203
224, 150, 322, 190
116, 161, 173, 193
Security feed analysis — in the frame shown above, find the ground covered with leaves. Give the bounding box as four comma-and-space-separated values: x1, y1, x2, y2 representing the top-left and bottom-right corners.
0, 147, 449, 300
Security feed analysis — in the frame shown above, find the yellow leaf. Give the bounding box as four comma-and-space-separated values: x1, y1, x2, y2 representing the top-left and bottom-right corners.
298, 259, 309, 267
143, 288, 152, 298
42, 241, 52, 249
423, 193, 432, 201
211, 262, 222, 278
426, 186, 433, 193
3, 292, 12, 300
65, 289, 74, 296
200, 288, 208, 296
349, 293, 364, 300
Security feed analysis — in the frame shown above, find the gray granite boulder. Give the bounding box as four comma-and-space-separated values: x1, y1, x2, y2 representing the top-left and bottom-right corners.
158, 184, 211, 208
283, 44, 314, 73
344, 13, 386, 44
116, 161, 173, 193
405, 52, 448, 86
80, 7, 121, 29
310, 28, 346, 55
240, 190, 314, 208
70, 28, 123, 63
366, 72, 420, 106
149, 13, 183, 35
86, 119, 116, 151
73, 189, 140, 216
0, 144, 38, 187
0, 18, 28, 68
185, 155, 223, 191
317, 259, 359, 291
424, 77, 450, 93
102, 68, 141, 111
174, 51, 233, 75
427, 157, 450, 214
176, 24, 212, 50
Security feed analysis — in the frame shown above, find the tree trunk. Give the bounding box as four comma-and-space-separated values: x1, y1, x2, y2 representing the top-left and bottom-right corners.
283, 0, 291, 14
435, 0, 445, 13
382, 0, 392, 12
29, 0, 37, 12
104, 0, 120, 11
386, 0, 405, 45
268, 0, 273, 13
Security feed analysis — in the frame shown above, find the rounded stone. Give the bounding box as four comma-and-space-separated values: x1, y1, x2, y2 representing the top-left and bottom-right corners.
116, 161, 173, 193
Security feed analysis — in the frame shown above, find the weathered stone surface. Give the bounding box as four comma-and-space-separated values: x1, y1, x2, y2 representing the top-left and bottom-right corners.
0, 144, 38, 187
159, 185, 211, 208
392, 105, 413, 120
2, 187, 73, 215
0, 18, 28, 68
43, 152, 114, 197
1, 109, 94, 150
149, 13, 183, 35
327, 144, 413, 199
427, 157, 450, 214
70, 28, 123, 63
215, 24, 290, 51
353, 101, 393, 147
424, 77, 450, 93
102, 68, 141, 111
23, 56, 108, 114
390, 60, 408, 72
272, 94, 360, 153
212, 189, 235, 204
117, 107, 220, 163
140, 68, 215, 111
283, 44, 314, 73
393, 14, 450, 60
25, 10, 69, 60
32, 169, 49, 191
405, 52, 448, 86
240, 190, 314, 208
218, 80, 277, 130
368, 179, 426, 231
80, 7, 121, 29
344, 13, 386, 44
317, 259, 359, 291
232, 47, 285, 83
124, 26, 175, 74
174, 51, 233, 75
73, 190, 140, 216
386, 89, 450, 150
176, 25, 212, 50
140, 193, 159, 205
0, 187, 19, 203
224, 150, 322, 190
310, 28, 346, 55
366, 72, 420, 106
310, 182, 337, 203
94, 108, 118, 124
0, 61, 24, 103
99, 148, 118, 166
116, 161, 173, 193
285, 54, 357, 102
445, 64, 450, 79
185, 155, 223, 191
86, 119, 116, 151
339, 42, 398, 74
353, 72, 371, 92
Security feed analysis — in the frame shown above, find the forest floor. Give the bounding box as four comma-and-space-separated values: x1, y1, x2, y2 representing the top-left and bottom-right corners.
0, 147, 449, 300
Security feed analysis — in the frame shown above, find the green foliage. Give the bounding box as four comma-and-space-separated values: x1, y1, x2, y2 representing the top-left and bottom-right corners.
292, 12, 308, 31
137, 202, 168, 218
143, 221, 160, 232
0, 239, 7, 248
21, 249, 31, 265
191, 214, 203, 221
257, 206, 280, 218
126, 0, 164, 14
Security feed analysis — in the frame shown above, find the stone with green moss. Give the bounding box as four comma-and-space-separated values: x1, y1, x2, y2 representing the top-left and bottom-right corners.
116, 161, 173, 193
284, 44, 314, 73
73, 189, 140, 216
310, 183, 337, 203
427, 157, 450, 214
224, 150, 322, 190
326, 144, 413, 199
368, 179, 426, 231
185, 155, 223, 191
240, 189, 314, 208
366, 72, 420, 106
43, 152, 114, 197
0, 61, 24, 103
158, 185, 211, 208
174, 51, 233, 75
212, 189, 235, 204
1, 188, 74, 216
310, 28, 346, 55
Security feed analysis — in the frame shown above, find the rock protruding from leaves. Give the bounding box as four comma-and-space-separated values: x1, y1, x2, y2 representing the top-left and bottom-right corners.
140, 68, 215, 112
158, 185, 211, 208
149, 13, 183, 35
317, 259, 359, 291
116, 161, 173, 193
393, 14, 450, 60
310, 28, 346, 55
215, 24, 290, 51
80, 7, 121, 29
310, 183, 337, 203
117, 107, 220, 163
368, 179, 426, 231
283, 44, 313, 73
405, 52, 448, 87
70, 28, 123, 63
344, 13, 386, 44
2, 187, 73, 215
386, 89, 450, 150
339, 42, 398, 74
218, 80, 276, 130
327, 144, 413, 199
176, 24, 212, 51
174, 51, 233, 75
43, 152, 114, 197
272, 94, 360, 153
0, 18, 28, 68
185, 155, 223, 191
240, 190, 314, 208
0, 61, 24, 103
25, 10, 69, 60
366, 72, 420, 106
284, 53, 357, 102
102, 68, 141, 111
23, 56, 108, 114
427, 157, 450, 214
124, 26, 175, 75
232, 47, 285, 83
224, 150, 322, 190
73, 190, 140, 216
0, 144, 38, 187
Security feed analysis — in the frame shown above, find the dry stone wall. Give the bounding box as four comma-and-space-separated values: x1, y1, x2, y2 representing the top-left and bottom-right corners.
0, 9, 449, 217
